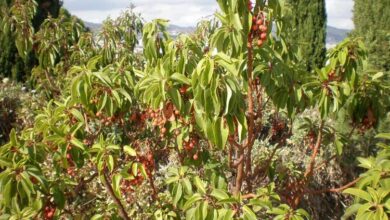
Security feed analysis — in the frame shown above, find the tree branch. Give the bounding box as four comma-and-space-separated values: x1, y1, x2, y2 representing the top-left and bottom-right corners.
304, 121, 325, 178
102, 169, 130, 220
306, 177, 361, 194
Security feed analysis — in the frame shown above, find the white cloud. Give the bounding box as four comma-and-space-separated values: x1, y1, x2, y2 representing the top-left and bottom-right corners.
133, 2, 218, 26
63, 0, 354, 29
68, 9, 123, 23
326, 0, 354, 29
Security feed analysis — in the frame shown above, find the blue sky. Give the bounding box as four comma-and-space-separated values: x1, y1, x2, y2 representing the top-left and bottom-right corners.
63, 0, 354, 29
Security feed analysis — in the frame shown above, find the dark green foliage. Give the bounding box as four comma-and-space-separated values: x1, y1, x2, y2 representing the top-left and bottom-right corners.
353, 0, 390, 72
0, 0, 61, 81
285, 0, 327, 72
0, 96, 19, 145
32, 0, 61, 30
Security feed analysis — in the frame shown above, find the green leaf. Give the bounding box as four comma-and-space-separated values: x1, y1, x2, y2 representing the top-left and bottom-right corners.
171, 73, 191, 85
341, 203, 362, 220
124, 145, 137, 156
53, 187, 65, 209
168, 88, 183, 111
107, 155, 114, 172
210, 188, 229, 201
372, 72, 384, 80
357, 157, 373, 169
243, 205, 257, 220
183, 193, 203, 210
335, 138, 344, 155
182, 178, 193, 195
194, 176, 206, 195
173, 183, 183, 206
376, 133, 390, 140
232, 13, 243, 30
344, 188, 372, 202
70, 138, 85, 151
112, 174, 122, 198
139, 163, 148, 178
131, 163, 138, 176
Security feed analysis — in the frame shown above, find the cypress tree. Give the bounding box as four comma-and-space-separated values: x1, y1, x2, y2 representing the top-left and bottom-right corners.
285, 0, 327, 72
353, 0, 390, 72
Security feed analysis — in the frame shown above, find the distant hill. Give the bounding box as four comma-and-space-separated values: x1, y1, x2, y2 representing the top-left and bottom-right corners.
326, 26, 351, 48
84, 21, 102, 33
84, 22, 350, 47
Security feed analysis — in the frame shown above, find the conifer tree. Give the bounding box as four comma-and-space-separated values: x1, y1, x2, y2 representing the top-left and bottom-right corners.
285, 0, 327, 72
354, 0, 390, 72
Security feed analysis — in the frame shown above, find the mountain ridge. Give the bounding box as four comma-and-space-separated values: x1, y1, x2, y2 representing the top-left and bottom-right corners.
84, 21, 350, 46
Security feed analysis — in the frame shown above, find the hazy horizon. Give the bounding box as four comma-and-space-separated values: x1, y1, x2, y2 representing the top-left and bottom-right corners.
63, 0, 354, 30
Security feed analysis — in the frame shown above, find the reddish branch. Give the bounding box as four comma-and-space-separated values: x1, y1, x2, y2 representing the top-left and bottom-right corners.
306, 177, 361, 194
245, 8, 255, 151
304, 121, 325, 178
233, 9, 256, 195
75, 172, 98, 194
234, 147, 246, 195
228, 144, 234, 168
102, 169, 130, 220
290, 121, 325, 208
233, 154, 245, 168
242, 193, 257, 199
148, 173, 158, 200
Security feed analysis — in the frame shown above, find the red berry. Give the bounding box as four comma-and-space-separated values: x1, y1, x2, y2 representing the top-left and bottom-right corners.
46, 211, 54, 218
179, 86, 187, 94
130, 113, 137, 121
30, 176, 38, 184
252, 17, 257, 23
147, 153, 153, 161
257, 39, 264, 47
260, 33, 267, 40
252, 25, 258, 31
193, 154, 198, 160
260, 25, 268, 32
256, 19, 263, 25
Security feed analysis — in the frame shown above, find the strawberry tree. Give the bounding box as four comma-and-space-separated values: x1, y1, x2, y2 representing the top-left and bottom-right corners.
0, 0, 389, 219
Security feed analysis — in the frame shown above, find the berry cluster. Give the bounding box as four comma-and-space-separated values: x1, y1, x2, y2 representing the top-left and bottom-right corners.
183, 136, 201, 160
65, 144, 76, 177
358, 108, 376, 133
43, 204, 56, 220
120, 169, 144, 203
271, 119, 286, 136
147, 102, 181, 139
95, 111, 126, 126
140, 153, 155, 177
120, 153, 155, 202
250, 13, 269, 47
